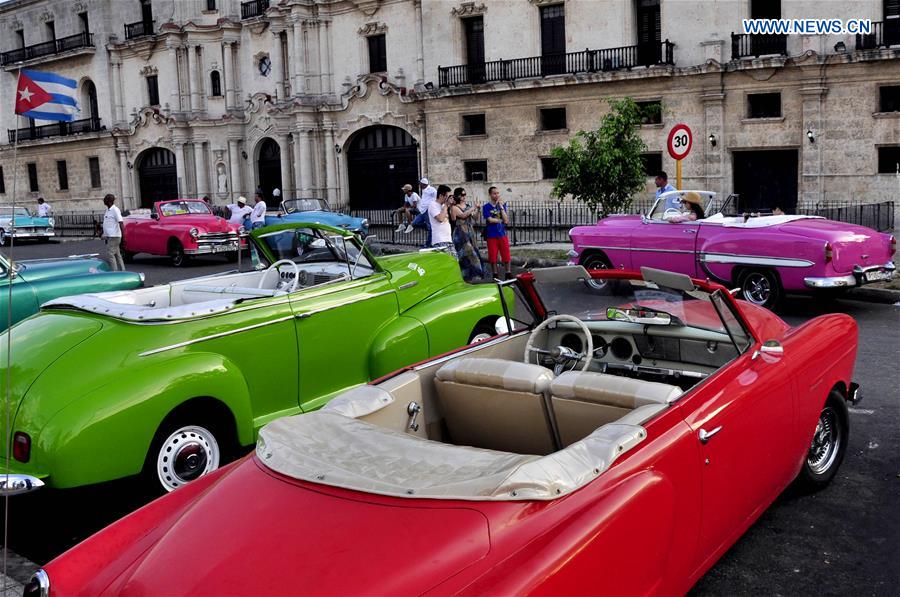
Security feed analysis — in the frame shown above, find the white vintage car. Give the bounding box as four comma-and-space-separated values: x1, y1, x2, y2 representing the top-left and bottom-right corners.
0, 205, 54, 245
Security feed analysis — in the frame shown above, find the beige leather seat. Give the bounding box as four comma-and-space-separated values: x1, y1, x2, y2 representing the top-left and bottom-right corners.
550, 371, 681, 446
434, 357, 558, 455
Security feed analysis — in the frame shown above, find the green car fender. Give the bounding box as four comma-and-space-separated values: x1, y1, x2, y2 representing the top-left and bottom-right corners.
24, 352, 256, 489
368, 316, 430, 380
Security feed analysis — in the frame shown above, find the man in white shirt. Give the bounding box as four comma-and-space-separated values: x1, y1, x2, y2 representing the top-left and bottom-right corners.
36, 197, 51, 217
427, 184, 457, 258
396, 184, 419, 232
654, 171, 679, 211
250, 193, 267, 229
411, 177, 436, 245
101, 193, 125, 271
227, 196, 252, 227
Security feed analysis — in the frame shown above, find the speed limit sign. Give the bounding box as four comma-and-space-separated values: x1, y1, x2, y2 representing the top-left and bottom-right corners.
667, 124, 693, 160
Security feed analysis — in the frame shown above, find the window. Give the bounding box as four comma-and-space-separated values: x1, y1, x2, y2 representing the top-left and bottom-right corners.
146, 75, 159, 106
368, 34, 387, 73
461, 114, 486, 136
539, 107, 567, 130
878, 146, 900, 174
206, 0, 217, 10
540, 157, 559, 179
46, 21, 55, 41
751, 0, 781, 19
27, 163, 38, 193
89, 157, 101, 188
464, 160, 488, 182
747, 92, 781, 118
879, 85, 900, 112
463, 17, 485, 65
57, 160, 68, 191
210, 71, 222, 96
78, 11, 89, 34
636, 100, 662, 124
640, 152, 663, 177
0, 166, 5, 194
141, 0, 153, 23
540, 4, 565, 75
15, 29, 24, 49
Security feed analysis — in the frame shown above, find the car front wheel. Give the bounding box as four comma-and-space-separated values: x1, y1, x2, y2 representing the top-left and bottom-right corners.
170, 241, 188, 267
580, 253, 611, 291
795, 391, 848, 492
739, 269, 782, 309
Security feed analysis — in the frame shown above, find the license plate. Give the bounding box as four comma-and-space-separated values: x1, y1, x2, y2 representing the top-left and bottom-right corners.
864, 269, 892, 282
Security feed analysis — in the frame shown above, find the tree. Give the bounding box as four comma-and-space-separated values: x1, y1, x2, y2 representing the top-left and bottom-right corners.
550, 98, 650, 217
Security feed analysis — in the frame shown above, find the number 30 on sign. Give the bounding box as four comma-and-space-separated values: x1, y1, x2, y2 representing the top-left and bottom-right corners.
667, 124, 692, 160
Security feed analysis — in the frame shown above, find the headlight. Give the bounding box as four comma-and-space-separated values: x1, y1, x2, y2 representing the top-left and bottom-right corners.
189, 227, 200, 239
361, 219, 369, 229
23, 569, 50, 597
47, 217, 55, 227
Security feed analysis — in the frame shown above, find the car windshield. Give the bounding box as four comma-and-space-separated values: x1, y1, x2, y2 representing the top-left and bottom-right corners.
0, 206, 31, 217
159, 201, 211, 216
646, 190, 715, 221
281, 199, 330, 214
531, 267, 751, 349
256, 227, 372, 270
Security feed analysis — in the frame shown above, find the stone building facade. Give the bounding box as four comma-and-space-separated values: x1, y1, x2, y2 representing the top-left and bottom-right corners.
0, 0, 898, 214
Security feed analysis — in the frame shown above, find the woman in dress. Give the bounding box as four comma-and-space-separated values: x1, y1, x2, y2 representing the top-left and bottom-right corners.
450, 187, 485, 281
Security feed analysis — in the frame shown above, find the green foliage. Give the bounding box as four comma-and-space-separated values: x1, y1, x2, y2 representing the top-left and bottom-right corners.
550, 98, 649, 217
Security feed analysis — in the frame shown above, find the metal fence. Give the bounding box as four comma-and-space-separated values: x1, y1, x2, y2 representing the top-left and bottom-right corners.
51, 213, 104, 237
348, 199, 896, 248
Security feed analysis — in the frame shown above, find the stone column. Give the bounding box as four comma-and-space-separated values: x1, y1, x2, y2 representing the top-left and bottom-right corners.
291, 19, 305, 95
321, 20, 333, 95
701, 92, 725, 196
414, 0, 425, 85
228, 138, 242, 200
168, 44, 184, 111
187, 44, 200, 112
111, 60, 125, 123
118, 149, 132, 207
278, 134, 292, 197
223, 41, 235, 108
296, 128, 312, 195
801, 85, 827, 204
275, 31, 286, 98
312, 21, 323, 95
174, 142, 187, 196
324, 125, 337, 204
194, 142, 208, 198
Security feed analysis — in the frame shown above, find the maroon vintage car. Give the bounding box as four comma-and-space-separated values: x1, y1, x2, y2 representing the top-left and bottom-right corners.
123, 199, 241, 266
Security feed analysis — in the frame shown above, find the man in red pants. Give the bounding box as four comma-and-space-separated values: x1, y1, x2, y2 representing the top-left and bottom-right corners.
482, 186, 511, 279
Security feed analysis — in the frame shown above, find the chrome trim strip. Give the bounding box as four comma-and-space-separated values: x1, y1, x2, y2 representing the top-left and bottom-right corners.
700, 253, 815, 268
804, 275, 856, 289
293, 288, 396, 318
854, 261, 895, 273
577, 245, 694, 255
398, 281, 418, 290
139, 315, 295, 356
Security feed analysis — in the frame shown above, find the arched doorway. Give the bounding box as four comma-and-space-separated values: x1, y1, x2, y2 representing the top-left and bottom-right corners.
347, 125, 418, 209
256, 138, 281, 201
136, 147, 177, 208
81, 80, 98, 127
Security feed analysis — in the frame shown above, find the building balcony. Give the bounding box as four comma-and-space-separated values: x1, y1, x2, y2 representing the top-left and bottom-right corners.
241, 0, 270, 19
124, 20, 154, 41
0, 32, 93, 67
731, 33, 787, 59
8, 117, 103, 144
856, 20, 900, 50
438, 41, 675, 88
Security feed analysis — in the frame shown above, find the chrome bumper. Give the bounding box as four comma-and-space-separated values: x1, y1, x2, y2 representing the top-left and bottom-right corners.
10, 229, 54, 238
186, 241, 240, 255
804, 261, 894, 289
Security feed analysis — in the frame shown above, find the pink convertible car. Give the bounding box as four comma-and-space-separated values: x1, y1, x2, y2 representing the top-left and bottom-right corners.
569, 191, 895, 308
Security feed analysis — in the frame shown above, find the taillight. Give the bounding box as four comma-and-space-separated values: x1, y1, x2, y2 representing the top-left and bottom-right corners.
890, 236, 896, 257
824, 242, 833, 263
13, 431, 31, 463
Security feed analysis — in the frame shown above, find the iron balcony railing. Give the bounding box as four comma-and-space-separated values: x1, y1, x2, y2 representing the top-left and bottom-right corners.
731, 32, 788, 59
856, 20, 900, 50
241, 0, 270, 19
0, 32, 93, 66
8, 117, 103, 143
124, 20, 154, 40
438, 41, 675, 87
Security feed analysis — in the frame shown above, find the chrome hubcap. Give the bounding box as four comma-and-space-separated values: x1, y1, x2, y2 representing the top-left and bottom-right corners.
156, 425, 220, 492
807, 407, 840, 475
744, 274, 771, 305
470, 333, 492, 344
584, 259, 609, 290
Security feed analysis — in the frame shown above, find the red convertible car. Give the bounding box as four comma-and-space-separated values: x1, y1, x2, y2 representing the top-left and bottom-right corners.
25, 266, 859, 596
123, 199, 241, 266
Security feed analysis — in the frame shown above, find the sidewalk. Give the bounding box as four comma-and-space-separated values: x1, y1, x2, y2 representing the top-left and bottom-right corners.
2, 549, 36, 596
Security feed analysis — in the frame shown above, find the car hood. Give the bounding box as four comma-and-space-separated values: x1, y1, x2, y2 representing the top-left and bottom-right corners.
163, 215, 233, 232
15, 257, 110, 283
48, 456, 491, 595
1, 215, 51, 227
0, 314, 102, 462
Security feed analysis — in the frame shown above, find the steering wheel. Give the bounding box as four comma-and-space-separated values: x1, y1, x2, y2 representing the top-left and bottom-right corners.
524, 314, 593, 375
258, 259, 300, 293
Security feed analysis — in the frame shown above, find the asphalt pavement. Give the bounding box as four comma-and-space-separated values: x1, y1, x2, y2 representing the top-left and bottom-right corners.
1, 238, 898, 594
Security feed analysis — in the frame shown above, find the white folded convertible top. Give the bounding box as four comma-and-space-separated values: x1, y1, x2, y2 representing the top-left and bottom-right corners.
703, 213, 824, 228
257, 410, 647, 501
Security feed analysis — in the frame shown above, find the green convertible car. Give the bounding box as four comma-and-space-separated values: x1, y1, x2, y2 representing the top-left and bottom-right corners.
0, 251, 144, 331
1, 223, 507, 493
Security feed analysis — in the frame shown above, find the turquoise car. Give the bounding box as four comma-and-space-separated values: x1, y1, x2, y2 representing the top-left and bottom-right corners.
264, 198, 368, 235
0, 206, 55, 245
0, 251, 144, 331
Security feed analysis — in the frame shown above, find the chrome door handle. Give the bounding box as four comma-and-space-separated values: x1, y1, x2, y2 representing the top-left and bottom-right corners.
699, 426, 723, 444
684, 229, 697, 234
399, 281, 418, 290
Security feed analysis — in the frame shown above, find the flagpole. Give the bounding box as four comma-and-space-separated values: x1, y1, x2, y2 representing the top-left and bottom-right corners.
2, 66, 22, 593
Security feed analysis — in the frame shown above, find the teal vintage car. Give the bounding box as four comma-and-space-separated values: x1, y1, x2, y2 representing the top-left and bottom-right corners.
0, 206, 54, 244
1, 222, 507, 493
0, 251, 144, 331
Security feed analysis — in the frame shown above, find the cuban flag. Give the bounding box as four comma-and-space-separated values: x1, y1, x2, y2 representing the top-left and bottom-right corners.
14, 69, 78, 122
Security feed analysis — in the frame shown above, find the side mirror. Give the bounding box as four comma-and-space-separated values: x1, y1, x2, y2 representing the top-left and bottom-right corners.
150, 212, 159, 220
759, 339, 784, 355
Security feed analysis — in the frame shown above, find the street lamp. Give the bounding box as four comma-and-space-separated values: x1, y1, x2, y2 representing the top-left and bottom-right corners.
806, 129, 815, 144
708, 133, 717, 147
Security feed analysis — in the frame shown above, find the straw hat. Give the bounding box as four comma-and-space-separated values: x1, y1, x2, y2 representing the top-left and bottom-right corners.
682, 191, 703, 205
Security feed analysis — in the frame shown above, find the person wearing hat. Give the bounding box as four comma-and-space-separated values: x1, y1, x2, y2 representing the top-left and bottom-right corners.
227, 196, 253, 227
409, 176, 436, 245
664, 191, 705, 223
395, 183, 420, 232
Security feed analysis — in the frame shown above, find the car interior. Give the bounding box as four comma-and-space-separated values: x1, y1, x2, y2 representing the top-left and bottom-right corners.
258, 267, 750, 501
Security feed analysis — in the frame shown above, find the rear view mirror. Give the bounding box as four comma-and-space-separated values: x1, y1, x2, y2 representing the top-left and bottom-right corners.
607, 306, 672, 326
